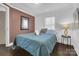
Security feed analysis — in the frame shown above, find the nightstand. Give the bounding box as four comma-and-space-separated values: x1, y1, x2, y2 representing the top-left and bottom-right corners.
61, 35, 72, 54
61, 35, 71, 45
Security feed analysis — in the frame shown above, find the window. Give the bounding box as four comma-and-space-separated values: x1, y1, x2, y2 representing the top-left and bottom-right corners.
45, 17, 55, 30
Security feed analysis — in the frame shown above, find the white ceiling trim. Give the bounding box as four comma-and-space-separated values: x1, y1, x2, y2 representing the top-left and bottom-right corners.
6, 4, 35, 16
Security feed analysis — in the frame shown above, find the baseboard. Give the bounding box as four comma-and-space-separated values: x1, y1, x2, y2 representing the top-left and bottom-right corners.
73, 41, 79, 56
6, 42, 13, 47
73, 45, 79, 56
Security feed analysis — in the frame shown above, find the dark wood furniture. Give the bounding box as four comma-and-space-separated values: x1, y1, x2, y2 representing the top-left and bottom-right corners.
61, 35, 71, 46
61, 35, 72, 54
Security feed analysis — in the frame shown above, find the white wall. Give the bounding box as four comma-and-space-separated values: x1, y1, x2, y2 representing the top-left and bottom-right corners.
72, 29, 79, 55
72, 8, 79, 55
35, 16, 45, 32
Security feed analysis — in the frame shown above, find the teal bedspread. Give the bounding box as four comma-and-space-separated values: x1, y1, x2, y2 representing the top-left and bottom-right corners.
13, 32, 57, 56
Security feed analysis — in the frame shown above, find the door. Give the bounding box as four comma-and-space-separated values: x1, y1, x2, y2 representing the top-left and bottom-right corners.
0, 11, 5, 44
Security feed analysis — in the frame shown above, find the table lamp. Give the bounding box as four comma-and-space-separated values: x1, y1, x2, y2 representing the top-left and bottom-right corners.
63, 24, 69, 37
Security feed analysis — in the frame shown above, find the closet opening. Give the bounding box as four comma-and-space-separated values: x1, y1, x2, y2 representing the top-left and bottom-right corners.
0, 4, 10, 47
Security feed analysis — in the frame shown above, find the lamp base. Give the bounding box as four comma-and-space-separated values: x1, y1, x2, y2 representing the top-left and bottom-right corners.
64, 29, 68, 37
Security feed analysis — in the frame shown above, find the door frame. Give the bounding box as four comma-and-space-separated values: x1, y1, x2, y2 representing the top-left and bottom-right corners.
0, 4, 11, 47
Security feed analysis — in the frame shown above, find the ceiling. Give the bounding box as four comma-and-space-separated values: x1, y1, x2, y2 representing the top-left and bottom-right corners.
0, 5, 7, 11
7, 3, 79, 16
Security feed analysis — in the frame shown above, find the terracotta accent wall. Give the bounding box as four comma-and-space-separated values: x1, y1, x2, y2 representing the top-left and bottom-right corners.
9, 8, 35, 43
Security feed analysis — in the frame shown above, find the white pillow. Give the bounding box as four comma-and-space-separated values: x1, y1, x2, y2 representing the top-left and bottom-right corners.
35, 30, 39, 35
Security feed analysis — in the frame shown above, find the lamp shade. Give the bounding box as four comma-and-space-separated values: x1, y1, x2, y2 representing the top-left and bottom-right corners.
63, 24, 69, 29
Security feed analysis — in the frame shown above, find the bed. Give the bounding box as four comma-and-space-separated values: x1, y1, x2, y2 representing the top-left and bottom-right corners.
13, 30, 57, 56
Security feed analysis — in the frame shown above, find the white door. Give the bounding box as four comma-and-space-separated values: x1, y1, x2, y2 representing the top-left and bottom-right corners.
0, 4, 10, 47
0, 11, 5, 44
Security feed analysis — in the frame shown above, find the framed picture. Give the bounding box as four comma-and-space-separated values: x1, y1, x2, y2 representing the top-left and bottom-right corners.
20, 16, 29, 30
